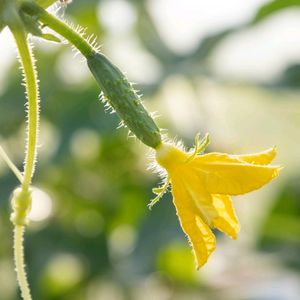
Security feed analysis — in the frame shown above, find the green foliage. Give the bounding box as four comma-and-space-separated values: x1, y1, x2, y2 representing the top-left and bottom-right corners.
35, 0, 57, 8
157, 242, 196, 284
0, 20, 3, 33
253, 0, 300, 23
0, 0, 7, 32
260, 175, 300, 268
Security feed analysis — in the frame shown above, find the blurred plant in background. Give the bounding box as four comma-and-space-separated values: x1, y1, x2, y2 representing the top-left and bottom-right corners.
0, 0, 299, 299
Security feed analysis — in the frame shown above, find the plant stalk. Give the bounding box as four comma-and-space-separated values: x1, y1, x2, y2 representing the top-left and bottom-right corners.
20, 1, 162, 148
20, 1, 95, 57
14, 226, 32, 300
5, 3, 40, 299
10, 21, 39, 191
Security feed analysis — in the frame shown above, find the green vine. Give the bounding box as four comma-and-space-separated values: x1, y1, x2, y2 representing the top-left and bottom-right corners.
20, 1, 95, 57
14, 226, 32, 300
11, 22, 39, 192
20, 0, 162, 148
1, 1, 40, 299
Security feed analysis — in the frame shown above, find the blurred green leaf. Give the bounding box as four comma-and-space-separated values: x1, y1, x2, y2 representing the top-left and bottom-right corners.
35, 0, 58, 8
260, 174, 300, 269
0, 0, 6, 33
253, 0, 300, 23
157, 242, 196, 284
276, 64, 300, 88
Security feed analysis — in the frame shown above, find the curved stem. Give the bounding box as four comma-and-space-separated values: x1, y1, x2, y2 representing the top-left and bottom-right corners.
20, 1, 95, 57
20, 1, 162, 148
6, 7, 39, 300
9, 16, 39, 191
14, 226, 32, 300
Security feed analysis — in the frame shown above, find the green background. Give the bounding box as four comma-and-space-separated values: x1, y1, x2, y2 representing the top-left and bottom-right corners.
0, 0, 299, 299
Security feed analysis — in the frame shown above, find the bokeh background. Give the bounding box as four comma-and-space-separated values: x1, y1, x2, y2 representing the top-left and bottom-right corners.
0, 0, 300, 299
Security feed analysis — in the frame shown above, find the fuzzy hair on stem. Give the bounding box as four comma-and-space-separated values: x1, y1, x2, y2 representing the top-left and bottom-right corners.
14, 226, 32, 300
20, 1, 162, 149
5, 3, 40, 299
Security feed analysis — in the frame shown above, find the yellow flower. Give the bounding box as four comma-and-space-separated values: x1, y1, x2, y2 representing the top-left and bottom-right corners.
151, 134, 280, 268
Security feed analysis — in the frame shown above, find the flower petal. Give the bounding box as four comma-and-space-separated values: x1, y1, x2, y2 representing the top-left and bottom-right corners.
186, 172, 240, 239
211, 194, 240, 239
194, 215, 216, 268
233, 147, 276, 165
185, 174, 240, 239
193, 153, 280, 195
171, 177, 216, 268
183, 172, 217, 227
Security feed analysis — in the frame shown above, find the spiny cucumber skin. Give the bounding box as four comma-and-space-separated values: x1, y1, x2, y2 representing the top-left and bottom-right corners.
87, 53, 162, 149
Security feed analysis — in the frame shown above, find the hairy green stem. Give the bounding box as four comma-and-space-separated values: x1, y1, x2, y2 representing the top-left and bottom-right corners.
5, 4, 39, 300
21, 1, 162, 148
9, 14, 39, 191
21, 1, 95, 57
14, 226, 32, 300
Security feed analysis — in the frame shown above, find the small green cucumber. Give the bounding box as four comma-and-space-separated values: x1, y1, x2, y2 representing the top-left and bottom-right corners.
87, 53, 162, 149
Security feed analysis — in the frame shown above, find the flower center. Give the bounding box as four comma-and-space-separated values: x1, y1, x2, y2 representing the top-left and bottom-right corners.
155, 143, 188, 171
